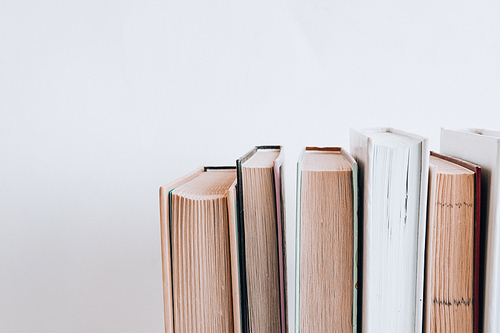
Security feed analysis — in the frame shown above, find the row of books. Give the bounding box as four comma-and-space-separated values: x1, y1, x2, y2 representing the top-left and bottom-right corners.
159, 128, 500, 333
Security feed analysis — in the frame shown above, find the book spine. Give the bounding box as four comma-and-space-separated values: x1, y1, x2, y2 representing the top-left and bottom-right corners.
352, 161, 359, 333
235, 159, 250, 333
415, 139, 430, 333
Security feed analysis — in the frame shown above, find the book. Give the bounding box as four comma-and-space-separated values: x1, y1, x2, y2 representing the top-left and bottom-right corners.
159, 167, 240, 333
295, 147, 358, 333
440, 128, 500, 333
236, 146, 287, 333
424, 151, 481, 333
350, 128, 429, 332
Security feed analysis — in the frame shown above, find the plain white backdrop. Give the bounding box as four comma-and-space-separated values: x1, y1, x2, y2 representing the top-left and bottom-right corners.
1, 1, 500, 332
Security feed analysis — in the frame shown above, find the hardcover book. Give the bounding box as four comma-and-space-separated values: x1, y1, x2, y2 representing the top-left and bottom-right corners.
440, 128, 500, 333
236, 146, 287, 333
424, 151, 481, 333
350, 128, 429, 333
295, 147, 358, 333
159, 167, 240, 333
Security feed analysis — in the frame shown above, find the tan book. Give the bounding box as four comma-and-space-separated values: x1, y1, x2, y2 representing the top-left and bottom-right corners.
159, 167, 240, 333
440, 128, 499, 333
295, 147, 358, 333
236, 146, 287, 333
424, 152, 481, 333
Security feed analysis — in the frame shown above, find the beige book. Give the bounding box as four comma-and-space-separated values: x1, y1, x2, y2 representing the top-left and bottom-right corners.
425, 152, 480, 333
159, 167, 240, 333
236, 146, 287, 333
440, 128, 498, 333
295, 147, 358, 333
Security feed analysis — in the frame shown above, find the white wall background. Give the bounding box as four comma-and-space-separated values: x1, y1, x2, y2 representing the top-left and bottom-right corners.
1, 1, 500, 332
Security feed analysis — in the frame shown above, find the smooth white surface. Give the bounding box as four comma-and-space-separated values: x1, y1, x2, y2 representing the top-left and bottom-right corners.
2, 1, 500, 332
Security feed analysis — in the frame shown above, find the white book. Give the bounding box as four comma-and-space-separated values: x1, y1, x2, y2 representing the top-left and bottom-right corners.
440, 128, 500, 333
350, 128, 429, 333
